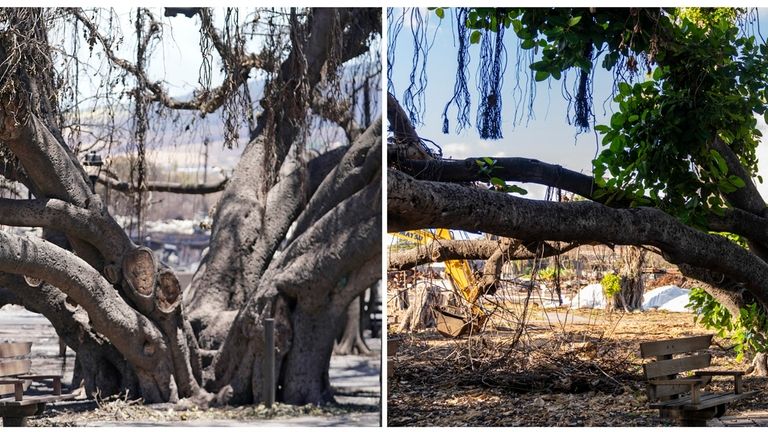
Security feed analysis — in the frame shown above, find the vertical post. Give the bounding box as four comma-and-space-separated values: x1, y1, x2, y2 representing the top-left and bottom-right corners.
263, 318, 275, 408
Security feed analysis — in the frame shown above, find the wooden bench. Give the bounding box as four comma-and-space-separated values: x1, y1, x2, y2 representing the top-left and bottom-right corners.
0, 342, 76, 426
639, 334, 758, 426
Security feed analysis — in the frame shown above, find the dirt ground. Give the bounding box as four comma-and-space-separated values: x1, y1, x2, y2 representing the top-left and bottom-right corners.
387, 306, 768, 427
1, 305, 381, 427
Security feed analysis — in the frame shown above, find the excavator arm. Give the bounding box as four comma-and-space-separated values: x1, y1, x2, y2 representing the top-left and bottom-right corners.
392, 229, 489, 337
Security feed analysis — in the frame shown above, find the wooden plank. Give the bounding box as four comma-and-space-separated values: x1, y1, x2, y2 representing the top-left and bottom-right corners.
648, 376, 711, 400
643, 353, 711, 379
640, 335, 712, 358
648, 383, 695, 400
0, 392, 77, 407
0, 342, 31, 358
0, 359, 31, 377
650, 392, 718, 408
651, 390, 759, 411
694, 370, 744, 376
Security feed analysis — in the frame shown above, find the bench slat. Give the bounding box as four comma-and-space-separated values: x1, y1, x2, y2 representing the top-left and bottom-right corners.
650, 390, 759, 411
0, 342, 32, 358
649, 383, 698, 400
643, 353, 711, 379
0, 392, 77, 407
0, 359, 31, 377
640, 335, 712, 358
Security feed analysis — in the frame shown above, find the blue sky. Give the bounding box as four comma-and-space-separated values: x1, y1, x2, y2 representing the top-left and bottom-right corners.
388, 7, 768, 200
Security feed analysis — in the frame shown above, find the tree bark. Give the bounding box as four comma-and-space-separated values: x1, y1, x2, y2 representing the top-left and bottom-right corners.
388, 169, 768, 309
613, 246, 646, 311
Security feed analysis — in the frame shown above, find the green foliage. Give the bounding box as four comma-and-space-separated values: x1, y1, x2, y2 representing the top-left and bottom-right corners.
428, 7, 767, 225
538, 266, 557, 281
712, 231, 749, 249
536, 265, 571, 281
687, 288, 768, 362
688, 287, 734, 335
591, 10, 768, 222
475, 157, 528, 195
600, 272, 621, 297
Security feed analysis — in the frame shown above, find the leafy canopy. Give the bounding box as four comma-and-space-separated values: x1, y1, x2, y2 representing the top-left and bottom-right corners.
431, 8, 768, 225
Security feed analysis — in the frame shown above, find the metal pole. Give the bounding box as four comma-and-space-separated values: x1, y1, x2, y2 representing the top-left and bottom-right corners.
263, 318, 275, 408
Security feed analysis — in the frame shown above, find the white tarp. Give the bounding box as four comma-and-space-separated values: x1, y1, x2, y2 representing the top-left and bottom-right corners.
641, 285, 692, 312
566, 283, 607, 309
565, 283, 693, 312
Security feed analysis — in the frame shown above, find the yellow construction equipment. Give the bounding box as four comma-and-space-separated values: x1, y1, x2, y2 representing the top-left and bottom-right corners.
392, 229, 488, 337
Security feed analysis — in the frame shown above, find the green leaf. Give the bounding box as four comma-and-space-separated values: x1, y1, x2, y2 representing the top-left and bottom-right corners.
594, 124, 611, 134
435, 8, 444, 19
534, 70, 549, 81
520, 38, 536, 49
568, 16, 582, 27
490, 177, 505, 187
618, 82, 631, 95
729, 175, 746, 188
470, 30, 482, 44
628, 114, 639, 123
652, 66, 664, 81
709, 149, 728, 176
504, 185, 528, 195
610, 113, 626, 129
483, 157, 495, 165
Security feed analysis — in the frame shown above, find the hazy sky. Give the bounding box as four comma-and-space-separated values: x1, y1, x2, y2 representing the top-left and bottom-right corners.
388, 8, 768, 200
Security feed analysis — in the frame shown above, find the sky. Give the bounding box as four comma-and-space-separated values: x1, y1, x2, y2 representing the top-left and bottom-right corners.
388, 7, 768, 200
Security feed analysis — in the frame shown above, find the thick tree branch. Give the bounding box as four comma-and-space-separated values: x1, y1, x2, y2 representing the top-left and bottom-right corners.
388, 169, 768, 306
393, 155, 610, 204
388, 238, 582, 271
272, 180, 381, 303
292, 117, 381, 239
0, 230, 169, 373
97, 174, 228, 195
396, 155, 768, 251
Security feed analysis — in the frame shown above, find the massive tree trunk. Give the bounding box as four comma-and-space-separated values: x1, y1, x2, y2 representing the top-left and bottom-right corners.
0, 7, 381, 406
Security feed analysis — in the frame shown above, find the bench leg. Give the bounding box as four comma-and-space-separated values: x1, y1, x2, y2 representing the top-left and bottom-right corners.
1, 403, 46, 427
660, 407, 717, 426
3, 417, 27, 427
715, 404, 727, 418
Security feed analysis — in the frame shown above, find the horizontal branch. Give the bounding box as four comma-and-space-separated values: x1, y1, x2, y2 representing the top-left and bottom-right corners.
393, 155, 607, 203
0, 197, 130, 264
394, 155, 768, 254
0, 230, 167, 371
388, 169, 768, 306
97, 175, 228, 195
388, 239, 582, 272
